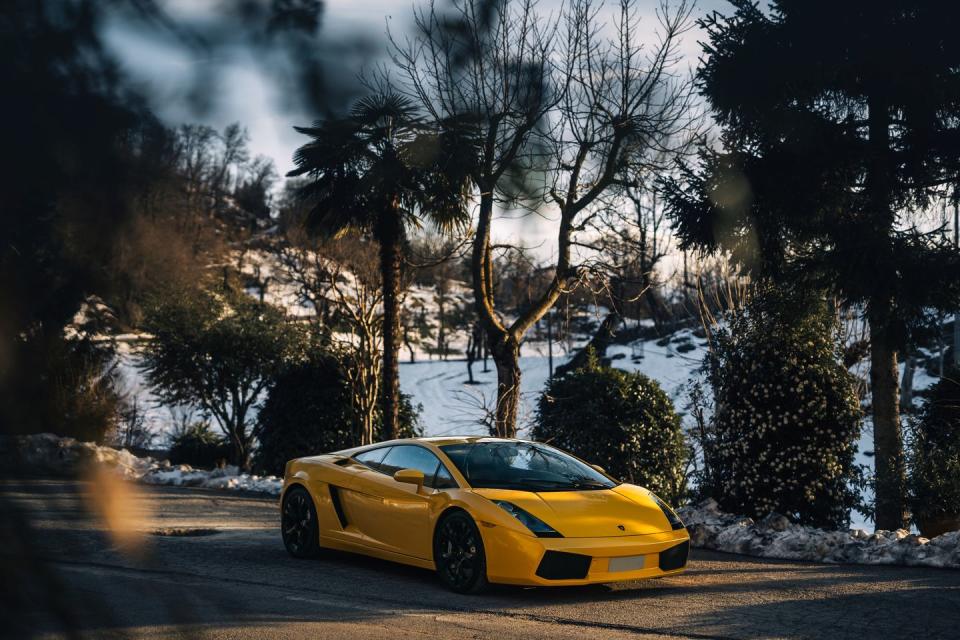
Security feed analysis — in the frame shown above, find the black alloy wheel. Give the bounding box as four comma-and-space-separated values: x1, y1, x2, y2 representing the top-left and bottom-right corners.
433, 511, 488, 594
281, 486, 319, 558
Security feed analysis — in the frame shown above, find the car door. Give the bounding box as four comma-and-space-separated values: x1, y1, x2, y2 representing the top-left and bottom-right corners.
340, 444, 452, 560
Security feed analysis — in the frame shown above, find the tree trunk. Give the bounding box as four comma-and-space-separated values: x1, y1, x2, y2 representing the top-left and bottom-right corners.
869, 312, 908, 530
490, 334, 521, 437
378, 206, 403, 441
546, 311, 554, 379
900, 350, 915, 413
437, 291, 446, 360
230, 438, 244, 469
955, 198, 960, 367
466, 333, 475, 384
466, 323, 480, 384
866, 93, 908, 531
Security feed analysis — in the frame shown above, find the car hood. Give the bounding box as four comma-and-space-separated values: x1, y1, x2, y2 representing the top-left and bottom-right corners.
474, 484, 672, 537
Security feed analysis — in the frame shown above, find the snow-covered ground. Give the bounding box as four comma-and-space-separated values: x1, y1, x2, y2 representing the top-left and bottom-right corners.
401, 326, 708, 437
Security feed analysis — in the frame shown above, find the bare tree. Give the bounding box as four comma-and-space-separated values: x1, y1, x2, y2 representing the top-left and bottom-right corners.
591, 165, 675, 328
395, 0, 698, 436
112, 393, 153, 451
278, 229, 385, 445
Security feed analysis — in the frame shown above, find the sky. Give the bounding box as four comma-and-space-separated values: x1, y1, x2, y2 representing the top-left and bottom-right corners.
104, 0, 728, 260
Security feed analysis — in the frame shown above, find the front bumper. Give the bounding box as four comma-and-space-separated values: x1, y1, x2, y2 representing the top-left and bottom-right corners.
481, 525, 691, 586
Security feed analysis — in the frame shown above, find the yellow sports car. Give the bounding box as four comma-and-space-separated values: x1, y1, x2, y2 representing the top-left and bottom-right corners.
281, 437, 689, 593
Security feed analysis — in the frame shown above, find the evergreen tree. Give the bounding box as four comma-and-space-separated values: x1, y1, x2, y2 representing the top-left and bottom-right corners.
663, 0, 960, 530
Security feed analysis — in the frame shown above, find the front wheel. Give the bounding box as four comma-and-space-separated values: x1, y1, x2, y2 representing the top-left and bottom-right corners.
281, 486, 320, 558
434, 511, 488, 594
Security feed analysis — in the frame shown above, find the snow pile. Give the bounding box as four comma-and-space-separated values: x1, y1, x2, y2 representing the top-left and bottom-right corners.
3, 433, 282, 497
140, 464, 282, 495
1, 432, 155, 479
679, 498, 960, 569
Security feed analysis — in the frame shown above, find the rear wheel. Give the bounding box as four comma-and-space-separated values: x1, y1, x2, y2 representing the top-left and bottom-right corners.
281, 485, 320, 558
434, 511, 488, 594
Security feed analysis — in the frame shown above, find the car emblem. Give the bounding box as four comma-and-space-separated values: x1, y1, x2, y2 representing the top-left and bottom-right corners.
617, 524, 626, 531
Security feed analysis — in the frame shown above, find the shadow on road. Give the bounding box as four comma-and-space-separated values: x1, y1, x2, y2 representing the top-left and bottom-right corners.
5, 479, 960, 639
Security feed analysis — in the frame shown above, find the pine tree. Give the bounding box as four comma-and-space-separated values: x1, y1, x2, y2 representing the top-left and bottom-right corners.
663, 1, 960, 529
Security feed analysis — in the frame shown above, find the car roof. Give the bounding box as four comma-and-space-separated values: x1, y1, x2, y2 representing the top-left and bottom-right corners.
332, 436, 524, 456
415, 436, 524, 446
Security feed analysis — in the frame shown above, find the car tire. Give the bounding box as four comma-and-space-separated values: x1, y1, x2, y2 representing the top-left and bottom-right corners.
281, 485, 320, 558
433, 510, 489, 594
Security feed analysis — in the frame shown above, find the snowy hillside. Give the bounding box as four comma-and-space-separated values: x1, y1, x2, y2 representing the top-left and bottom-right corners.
402, 326, 708, 437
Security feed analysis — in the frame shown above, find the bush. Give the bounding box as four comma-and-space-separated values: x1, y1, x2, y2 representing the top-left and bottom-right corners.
254, 352, 422, 477
254, 352, 356, 476
533, 350, 687, 503
700, 288, 864, 529
140, 284, 308, 468
908, 368, 960, 524
168, 423, 231, 469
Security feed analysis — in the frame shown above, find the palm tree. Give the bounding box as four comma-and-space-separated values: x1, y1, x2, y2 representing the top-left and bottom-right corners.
288, 93, 469, 440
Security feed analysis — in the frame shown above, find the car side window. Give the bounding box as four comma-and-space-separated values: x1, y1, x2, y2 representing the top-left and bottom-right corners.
432, 463, 458, 489
353, 447, 392, 471
379, 445, 456, 489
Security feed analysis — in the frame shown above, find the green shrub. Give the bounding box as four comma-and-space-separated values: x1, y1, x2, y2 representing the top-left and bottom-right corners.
140, 284, 308, 468
168, 423, 231, 469
908, 368, 960, 523
254, 352, 422, 477
254, 353, 356, 476
701, 288, 864, 529
533, 350, 687, 503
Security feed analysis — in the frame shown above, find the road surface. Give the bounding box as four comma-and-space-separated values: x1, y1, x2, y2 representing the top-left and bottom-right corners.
3, 479, 958, 639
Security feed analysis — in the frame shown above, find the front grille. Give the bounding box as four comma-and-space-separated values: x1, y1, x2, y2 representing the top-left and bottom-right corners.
535, 551, 592, 580
658, 540, 689, 571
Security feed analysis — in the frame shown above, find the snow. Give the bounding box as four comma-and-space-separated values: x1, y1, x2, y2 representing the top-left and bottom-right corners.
3, 433, 282, 497
401, 326, 710, 437
140, 464, 282, 495
401, 355, 562, 437
679, 498, 960, 569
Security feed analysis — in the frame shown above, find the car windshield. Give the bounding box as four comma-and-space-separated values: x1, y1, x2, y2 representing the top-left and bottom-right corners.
439, 442, 617, 492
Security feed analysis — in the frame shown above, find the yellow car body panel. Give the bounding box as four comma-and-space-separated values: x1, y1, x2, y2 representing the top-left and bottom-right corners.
282, 437, 690, 587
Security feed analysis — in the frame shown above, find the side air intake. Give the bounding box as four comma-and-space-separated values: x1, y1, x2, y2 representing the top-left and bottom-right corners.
328, 485, 348, 529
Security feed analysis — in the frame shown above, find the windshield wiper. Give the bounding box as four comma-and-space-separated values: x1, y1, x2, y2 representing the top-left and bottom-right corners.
570, 480, 609, 489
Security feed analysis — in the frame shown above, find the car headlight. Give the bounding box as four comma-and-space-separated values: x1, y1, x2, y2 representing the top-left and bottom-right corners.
651, 494, 685, 530
492, 500, 563, 538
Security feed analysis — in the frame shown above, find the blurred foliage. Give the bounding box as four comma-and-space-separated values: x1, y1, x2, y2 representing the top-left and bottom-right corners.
533, 349, 687, 504
2, 336, 121, 443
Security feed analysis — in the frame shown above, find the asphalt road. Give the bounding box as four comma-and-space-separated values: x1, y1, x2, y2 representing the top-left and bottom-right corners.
3, 479, 958, 640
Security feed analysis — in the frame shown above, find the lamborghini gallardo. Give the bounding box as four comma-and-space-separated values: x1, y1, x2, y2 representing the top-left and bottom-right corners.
280, 437, 689, 593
